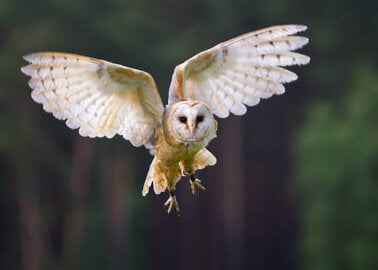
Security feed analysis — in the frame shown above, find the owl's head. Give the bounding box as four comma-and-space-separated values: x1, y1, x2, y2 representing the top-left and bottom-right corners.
164, 101, 216, 145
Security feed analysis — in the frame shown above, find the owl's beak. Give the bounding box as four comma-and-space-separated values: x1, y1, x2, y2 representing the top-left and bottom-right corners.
188, 120, 196, 134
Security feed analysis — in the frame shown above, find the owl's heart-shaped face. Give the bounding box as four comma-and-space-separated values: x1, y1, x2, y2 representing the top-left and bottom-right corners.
167, 101, 215, 144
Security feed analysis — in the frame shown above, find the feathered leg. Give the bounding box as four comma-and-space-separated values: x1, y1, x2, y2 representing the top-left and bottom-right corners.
143, 157, 181, 215
180, 148, 216, 195
189, 174, 206, 195
163, 163, 182, 215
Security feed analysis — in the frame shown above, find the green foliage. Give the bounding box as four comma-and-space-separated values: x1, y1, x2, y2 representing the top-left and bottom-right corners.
294, 63, 378, 269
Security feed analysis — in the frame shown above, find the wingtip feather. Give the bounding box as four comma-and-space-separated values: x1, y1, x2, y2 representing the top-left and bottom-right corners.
20, 64, 35, 76
300, 55, 311, 65
281, 24, 308, 35
295, 24, 307, 31
20, 65, 28, 75
22, 53, 39, 63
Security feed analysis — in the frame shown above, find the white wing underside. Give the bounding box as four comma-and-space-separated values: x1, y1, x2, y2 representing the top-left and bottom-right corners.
21, 53, 164, 147
169, 24, 310, 118
21, 25, 310, 145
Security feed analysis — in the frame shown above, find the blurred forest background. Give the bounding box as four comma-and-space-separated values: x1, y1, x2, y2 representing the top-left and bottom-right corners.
0, 0, 377, 269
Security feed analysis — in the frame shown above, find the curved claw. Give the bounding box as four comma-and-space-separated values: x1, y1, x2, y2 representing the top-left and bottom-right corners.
164, 195, 180, 216
190, 178, 206, 195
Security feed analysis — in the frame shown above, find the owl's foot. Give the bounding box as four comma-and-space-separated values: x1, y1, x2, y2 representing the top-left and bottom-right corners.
189, 174, 206, 195
164, 191, 180, 216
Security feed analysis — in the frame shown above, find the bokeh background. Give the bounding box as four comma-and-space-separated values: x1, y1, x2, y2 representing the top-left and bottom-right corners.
0, 0, 377, 269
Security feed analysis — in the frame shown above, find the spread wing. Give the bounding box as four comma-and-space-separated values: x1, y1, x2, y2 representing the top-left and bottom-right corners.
21, 52, 164, 147
168, 24, 310, 118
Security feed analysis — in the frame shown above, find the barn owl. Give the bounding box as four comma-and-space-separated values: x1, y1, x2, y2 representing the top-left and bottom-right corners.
21, 25, 310, 215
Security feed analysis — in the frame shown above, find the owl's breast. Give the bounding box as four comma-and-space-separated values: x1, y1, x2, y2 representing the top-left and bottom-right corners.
153, 133, 210, 164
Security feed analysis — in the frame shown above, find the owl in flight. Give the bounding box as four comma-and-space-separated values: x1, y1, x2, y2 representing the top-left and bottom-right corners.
21, 25, 310, 215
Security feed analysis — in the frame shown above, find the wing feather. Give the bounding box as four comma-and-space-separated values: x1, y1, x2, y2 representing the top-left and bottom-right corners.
22, 52, 164, 147
168, 24, 310, 118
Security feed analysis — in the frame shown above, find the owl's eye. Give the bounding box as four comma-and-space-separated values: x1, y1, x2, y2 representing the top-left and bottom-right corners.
178, 116, 187, 123
196, 115, 204, 123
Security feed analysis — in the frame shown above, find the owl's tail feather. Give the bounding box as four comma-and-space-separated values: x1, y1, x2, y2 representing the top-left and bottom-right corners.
142, 157, 167, 196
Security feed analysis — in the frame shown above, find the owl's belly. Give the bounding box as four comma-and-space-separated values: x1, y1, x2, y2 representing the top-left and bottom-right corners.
157, 140, 204, 165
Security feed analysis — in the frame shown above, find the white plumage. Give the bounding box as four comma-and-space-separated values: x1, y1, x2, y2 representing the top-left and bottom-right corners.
173, 25, 310, 119
22, 53, 164, 145
21, 24, 310, 214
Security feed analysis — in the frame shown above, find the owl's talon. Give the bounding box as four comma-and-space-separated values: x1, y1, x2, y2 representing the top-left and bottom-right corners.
190, 177, 206, 195
164, 194, 180, 215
